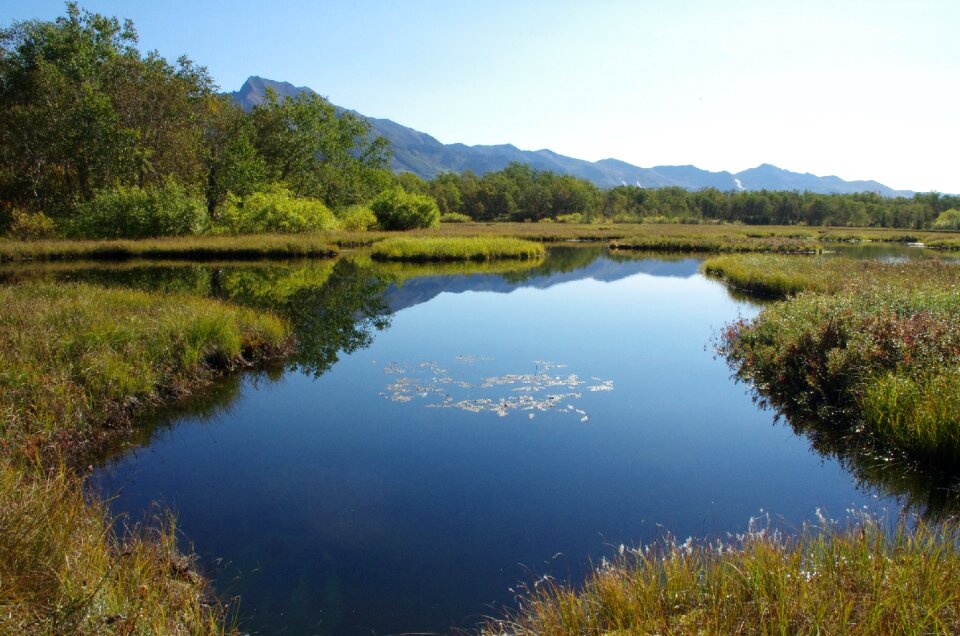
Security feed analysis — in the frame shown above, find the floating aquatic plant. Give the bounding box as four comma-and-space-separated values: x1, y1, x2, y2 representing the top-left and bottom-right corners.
380, 357, 613, 421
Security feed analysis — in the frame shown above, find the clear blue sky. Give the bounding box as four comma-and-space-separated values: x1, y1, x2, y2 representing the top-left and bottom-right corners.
4, 0, 958, 192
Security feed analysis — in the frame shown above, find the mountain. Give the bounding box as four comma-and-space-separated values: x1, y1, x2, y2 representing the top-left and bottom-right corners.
228, 77, 913, 197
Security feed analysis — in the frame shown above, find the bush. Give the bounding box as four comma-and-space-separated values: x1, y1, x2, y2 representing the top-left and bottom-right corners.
370, 187, 440, 230
337, 205, 378, 231
439, 212, 472, 224
6, 209, 58, 240
71, 181, 209, 239
216, 186, 339, 234
555, 213, 583, 224
932, 209, 960, 231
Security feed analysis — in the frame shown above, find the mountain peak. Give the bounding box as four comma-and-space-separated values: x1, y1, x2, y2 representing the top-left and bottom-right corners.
226, 77, 913, 196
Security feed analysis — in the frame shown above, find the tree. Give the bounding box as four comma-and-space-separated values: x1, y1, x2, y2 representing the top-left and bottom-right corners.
0, 3, 216, 215
251, 90, 390, 207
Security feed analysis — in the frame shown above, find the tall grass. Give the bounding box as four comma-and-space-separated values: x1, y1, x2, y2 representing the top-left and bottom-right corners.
610, 234, 821, 254
721, 287, 960, 468
0, 281, 290, 634
0, 460, 233, 635
703, 254, 960, 298
0, 233, 337, 262
0, 281, 290, 461
370, 236, 545, 261
481, 514, 960, 636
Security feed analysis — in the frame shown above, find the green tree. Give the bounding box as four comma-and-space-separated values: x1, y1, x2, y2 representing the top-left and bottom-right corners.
0, 3, 215, 215
251, 90, 390, 207
932, 209, 960, 230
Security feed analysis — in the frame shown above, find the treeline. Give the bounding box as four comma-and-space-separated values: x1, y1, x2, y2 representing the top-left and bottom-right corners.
2, 5, 958, 238
394, 163, 960, 229
0, 4, 441, 238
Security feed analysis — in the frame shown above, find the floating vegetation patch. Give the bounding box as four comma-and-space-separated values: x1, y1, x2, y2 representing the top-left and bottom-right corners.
380, 358, 613, 421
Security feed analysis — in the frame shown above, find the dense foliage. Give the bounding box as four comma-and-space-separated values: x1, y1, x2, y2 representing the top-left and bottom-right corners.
370, 187, 440, 230
70, 180, 209, 238
718, 265, 960, 468
216, 187, 338, 234
395, 164, 960, 228
0, 4, 388, 236
1, 5, 957, 240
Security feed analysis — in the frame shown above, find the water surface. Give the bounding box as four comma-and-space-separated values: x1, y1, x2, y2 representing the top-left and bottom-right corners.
86, 249, 897, 634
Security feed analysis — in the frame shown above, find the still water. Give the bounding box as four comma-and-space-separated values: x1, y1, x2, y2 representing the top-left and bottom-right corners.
83, 249, 895, 634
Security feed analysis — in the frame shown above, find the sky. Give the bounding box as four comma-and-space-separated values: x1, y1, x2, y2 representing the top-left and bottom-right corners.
3, 0, 958, 193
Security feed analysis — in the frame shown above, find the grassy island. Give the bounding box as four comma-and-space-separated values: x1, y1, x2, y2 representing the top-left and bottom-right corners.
370, 236, 546, 261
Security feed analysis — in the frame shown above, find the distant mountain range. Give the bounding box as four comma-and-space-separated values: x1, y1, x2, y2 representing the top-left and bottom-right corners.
229, 76, 912, 197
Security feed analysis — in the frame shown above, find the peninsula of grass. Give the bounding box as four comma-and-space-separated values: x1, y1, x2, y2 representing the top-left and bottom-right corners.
703, 254, 960, 298
370, 236, 545, 262
481, 515, 960, 636
610, 233, 821, 254
0, 233, 338, 263
0, 280, 290, 634
0, 281, 290, 460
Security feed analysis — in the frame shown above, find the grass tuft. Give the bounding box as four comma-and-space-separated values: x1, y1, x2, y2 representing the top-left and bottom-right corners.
481, 514, 960, 636
370, 236, 545, 261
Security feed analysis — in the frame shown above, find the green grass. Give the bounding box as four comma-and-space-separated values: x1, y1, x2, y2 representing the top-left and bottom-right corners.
703, 254, 960, 298
0, 460, 233, 635
0, 233, 338, 262
481, 514, 960, 636
0, 280, 291, 634
370, 236, 546, 261
720, 286, 960, 469
0, 281, 290, 461
6, 223, 959, 263
610, 233, 821, 254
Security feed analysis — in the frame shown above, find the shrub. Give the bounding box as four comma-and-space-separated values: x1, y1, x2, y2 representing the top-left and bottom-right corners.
932, 209, 960, 231
71, 181, 209, 239
216, 186, 339, 234
337, 205, 378, 231
6, 209, 58, 240
370, 187, 440, 230
555, 213, 583, 224
440, 212, 472, 224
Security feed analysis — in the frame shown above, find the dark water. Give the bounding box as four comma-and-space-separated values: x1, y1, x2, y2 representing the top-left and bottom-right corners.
71, 248, 902, 634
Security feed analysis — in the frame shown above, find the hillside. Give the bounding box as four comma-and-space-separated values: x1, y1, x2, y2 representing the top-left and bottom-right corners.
229, 77, 912, 197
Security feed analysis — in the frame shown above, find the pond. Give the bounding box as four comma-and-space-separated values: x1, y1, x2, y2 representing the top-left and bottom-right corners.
30, 247, 918, 634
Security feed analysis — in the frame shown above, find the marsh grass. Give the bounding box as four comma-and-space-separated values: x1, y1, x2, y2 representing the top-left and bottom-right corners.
6, 223, 958, 263
610, 234, 821, 254
481, 514, 960, 636
370, 236, 546, 261
0, 233, 338, 262
0, 281, 290, 634
703, 254, 960, 298
0, 281, 290, 461
721, 287, 960, 469
0, 460, 233, 635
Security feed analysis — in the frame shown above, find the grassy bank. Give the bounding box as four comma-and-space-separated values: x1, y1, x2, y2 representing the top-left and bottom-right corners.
0, 460, 232, 635
0, 233, 338, 263
6, 223, 960, 263
370, 236, 545, 261
481, 515, 960, 636
610, 234, 820, 254
0, 281, 290, 460
720, 285, 960, 468
0, 281, 290, 634
703, 254, 960, 298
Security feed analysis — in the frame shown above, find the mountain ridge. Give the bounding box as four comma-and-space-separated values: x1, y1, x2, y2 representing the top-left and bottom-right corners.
228, 77, 913, 197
